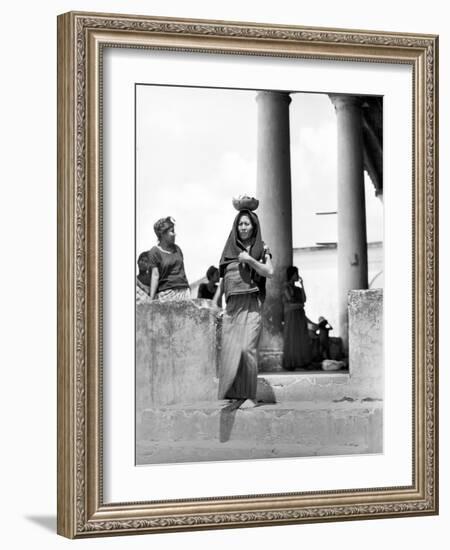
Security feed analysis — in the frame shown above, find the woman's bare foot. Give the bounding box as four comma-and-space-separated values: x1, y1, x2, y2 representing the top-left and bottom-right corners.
239, 399, 257, 409
223, 398, 245, 411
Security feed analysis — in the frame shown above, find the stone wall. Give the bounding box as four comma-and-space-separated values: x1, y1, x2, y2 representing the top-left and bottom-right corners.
136, 290, 383, 464
348, 288, 383, 399
136, 290, 384, 464
136, 299, 219, 424
136, 290, 383, 412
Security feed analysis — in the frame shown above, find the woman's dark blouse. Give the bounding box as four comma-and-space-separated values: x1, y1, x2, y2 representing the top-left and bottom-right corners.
198, 282, 217, 300
147, 245, 189, 292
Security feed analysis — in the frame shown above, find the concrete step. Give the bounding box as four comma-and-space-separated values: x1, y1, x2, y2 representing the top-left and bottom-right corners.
256, 371, 353, 403
137, 399, 382, 465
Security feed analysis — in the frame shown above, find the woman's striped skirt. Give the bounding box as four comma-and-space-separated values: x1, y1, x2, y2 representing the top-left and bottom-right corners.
218, 292, 262, 400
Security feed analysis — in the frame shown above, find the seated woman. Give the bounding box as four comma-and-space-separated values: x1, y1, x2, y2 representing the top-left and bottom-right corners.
148, 217, 190, 301
212, 204, 273, 407
282, 266, 312, 370
136, 250, 151, 303
198, 265, 222, 307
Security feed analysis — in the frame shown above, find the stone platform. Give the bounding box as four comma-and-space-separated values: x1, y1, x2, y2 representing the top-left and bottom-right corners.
136, 290, 384, 465
136, 399, 382, 465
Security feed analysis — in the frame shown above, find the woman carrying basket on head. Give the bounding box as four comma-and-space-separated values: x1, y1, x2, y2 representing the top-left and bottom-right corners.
212, 196, 273, 408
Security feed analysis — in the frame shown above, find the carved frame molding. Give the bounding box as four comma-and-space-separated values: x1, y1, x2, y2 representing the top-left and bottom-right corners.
57, 12, 438, 538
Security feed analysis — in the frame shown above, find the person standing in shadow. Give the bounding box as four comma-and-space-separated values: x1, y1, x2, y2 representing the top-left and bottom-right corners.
282, 266, 312, 370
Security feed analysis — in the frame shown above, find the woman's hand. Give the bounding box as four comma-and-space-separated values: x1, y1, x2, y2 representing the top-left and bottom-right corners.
238, 251, 251, 263
210, 302, 223, 317
238, 251, 274, 279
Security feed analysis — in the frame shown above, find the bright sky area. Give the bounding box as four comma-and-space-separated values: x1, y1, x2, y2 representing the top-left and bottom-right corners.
136, 85, 383, 283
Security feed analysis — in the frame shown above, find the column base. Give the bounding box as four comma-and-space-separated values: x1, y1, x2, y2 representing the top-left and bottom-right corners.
258, 348, 284, 372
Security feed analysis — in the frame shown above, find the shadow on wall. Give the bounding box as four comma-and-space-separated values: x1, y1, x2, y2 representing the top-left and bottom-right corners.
219, 380, 277, 442
220, 402, 239, 442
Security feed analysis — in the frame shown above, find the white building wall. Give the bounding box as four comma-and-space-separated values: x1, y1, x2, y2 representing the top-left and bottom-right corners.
293, 242, 383, 337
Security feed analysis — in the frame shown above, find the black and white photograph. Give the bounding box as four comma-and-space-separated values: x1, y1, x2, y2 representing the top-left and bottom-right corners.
135, 84, 384, 465
0, 0, 443, 544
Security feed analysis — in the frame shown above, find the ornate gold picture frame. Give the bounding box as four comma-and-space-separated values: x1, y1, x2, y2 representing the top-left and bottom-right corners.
57, 11, 438, 538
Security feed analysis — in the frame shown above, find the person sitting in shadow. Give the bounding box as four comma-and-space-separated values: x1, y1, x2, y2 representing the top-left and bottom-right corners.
198, 265, 222, 307
316, 316, 333, 360
136, 251, 151, 304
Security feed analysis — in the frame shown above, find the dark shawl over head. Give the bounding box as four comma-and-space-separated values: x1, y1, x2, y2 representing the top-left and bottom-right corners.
219, 209, 267, 299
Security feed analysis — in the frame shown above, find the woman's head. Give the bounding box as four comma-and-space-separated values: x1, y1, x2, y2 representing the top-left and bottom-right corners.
286, 265, 299, 282
218, 207, 264, 280
153, 216, 176, 244
236, 211, 255, 242
206, 265, 220, 283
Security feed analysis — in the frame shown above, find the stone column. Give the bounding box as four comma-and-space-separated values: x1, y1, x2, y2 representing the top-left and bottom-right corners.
256, 91, 293, 369
330, 95, 368, 352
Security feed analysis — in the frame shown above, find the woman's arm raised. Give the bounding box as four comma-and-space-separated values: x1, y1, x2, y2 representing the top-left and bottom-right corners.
238, 251, 274, 279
